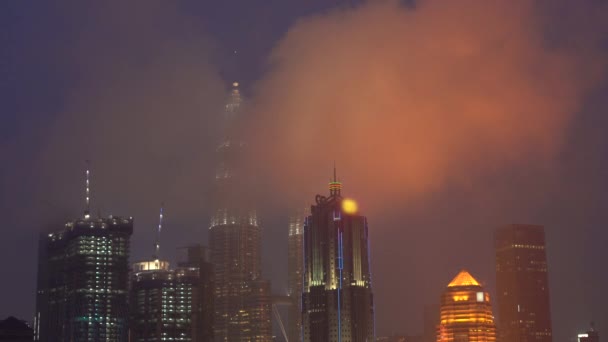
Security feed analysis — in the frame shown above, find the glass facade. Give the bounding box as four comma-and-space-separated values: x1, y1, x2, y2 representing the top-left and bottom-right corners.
129, 245, 214, 342
34, 216, 133, 342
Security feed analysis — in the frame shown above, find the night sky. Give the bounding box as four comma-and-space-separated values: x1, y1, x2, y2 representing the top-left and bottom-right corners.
1, 1, 607, 341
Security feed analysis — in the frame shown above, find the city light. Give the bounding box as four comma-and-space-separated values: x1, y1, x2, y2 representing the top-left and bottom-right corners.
342, 198, 358, 214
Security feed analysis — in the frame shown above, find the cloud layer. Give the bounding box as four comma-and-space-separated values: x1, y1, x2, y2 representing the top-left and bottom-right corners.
246, 0, 606, 212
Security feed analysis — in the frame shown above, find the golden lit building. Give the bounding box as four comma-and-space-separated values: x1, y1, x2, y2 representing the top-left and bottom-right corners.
437, 270, 497, 342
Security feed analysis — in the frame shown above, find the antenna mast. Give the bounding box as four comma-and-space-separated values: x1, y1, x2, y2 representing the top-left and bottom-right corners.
84, 160, 91, 220
153, 204, 164, 259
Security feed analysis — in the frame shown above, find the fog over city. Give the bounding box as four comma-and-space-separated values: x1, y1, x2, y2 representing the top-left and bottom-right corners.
1, 1, 608, 341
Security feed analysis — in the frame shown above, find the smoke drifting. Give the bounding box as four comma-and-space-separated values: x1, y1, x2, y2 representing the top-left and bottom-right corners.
247, 0, 606, 212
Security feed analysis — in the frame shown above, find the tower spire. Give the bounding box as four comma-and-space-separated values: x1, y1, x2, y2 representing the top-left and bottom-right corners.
329, 163, 342, 197
84, 160, 91, 220
153, 203, 164, 259
333, 162, 337, 183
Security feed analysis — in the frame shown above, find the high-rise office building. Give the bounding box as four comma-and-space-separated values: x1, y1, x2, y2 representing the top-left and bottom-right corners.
209, 81, 271, 341
495, 224, 552, 342
129, 209, 213, 342
436, 270, 497, 342
302, 170, 375, 342
177, 245, 215, 342
34, 167, 132, 342
129, 259, 176, 341
130, 259, 210, 342
287, 207, 309, 342
578, 323, 599, 342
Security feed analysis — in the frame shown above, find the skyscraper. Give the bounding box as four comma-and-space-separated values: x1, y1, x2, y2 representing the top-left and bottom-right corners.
495, 224, 552, 342
578, 323, 599, 342
287, 207, 309, 342
436, 270, 497, 342
209, 82, 271, 341
129, 209, 213, 342
129, 259, 176, 341
177, 245, 215, 342
302, 170, 375, 342
34, 166, 132, 342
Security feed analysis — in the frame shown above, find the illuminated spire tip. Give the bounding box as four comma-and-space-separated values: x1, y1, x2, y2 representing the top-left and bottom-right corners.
84, 160, 91, 220
329, 163, 342, 196
153, 203, 164, 259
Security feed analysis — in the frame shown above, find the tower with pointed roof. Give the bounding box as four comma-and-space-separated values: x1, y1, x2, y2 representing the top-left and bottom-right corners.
209, 81, 271, 342
437, 270, 497, 342
302, 169, 375, 342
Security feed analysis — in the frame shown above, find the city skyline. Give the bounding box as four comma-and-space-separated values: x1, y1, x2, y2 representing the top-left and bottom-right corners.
2, 1, 608, 341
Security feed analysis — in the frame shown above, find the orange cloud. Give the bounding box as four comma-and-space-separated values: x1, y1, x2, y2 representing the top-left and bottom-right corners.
245, 0, 605, 212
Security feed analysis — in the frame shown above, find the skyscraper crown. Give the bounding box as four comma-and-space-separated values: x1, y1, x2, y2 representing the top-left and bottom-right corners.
328, 164, 342, 196
447, 270, 480, 287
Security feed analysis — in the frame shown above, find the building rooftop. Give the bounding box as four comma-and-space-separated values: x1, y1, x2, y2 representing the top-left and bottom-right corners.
447, 270, 480, 287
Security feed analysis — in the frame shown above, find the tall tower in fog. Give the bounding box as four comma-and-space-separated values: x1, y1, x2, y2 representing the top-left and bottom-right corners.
287, 207, 309, 342
437, 270, 497, 342
209, 82, 271, 342
34, 166, 133, 342
302, 170, 375, 342
495, 224, 553, 342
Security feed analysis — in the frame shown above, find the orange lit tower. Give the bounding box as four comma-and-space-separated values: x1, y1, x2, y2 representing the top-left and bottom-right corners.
302, 169, 375, 342
437, 270, 497, 342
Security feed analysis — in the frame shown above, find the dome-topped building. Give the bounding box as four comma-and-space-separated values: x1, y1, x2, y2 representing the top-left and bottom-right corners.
437, 270, 497, 342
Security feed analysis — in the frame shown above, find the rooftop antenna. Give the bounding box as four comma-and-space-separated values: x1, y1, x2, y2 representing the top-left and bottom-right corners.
84, 160, 91, 220
333, 161, 337, 183
153, 203, 164, 259
329, 162, 342, 197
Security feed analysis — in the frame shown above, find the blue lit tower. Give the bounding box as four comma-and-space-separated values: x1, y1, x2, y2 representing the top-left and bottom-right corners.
302, 169, 375, 342
209, 82, 271, 341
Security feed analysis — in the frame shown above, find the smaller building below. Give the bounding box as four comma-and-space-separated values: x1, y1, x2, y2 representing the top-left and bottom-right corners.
578, 323, 599, 342
0, 317, 33, 341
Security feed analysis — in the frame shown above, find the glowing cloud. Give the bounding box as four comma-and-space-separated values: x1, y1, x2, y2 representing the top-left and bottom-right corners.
245, 0, 606, 211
